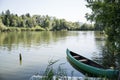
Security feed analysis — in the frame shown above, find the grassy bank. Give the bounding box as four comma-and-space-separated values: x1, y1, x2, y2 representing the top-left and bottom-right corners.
0, 26, 46, 32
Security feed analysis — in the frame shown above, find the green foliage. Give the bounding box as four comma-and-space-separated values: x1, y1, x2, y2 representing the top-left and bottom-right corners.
86, 0, 120, 35
40, 60, 72, 80
0, 18, 7, 31
0, 10, 98, 31
86, 0, 120, 56
80, 23, 94, 30
42, 60, 57, 80
33, 26, 45, 31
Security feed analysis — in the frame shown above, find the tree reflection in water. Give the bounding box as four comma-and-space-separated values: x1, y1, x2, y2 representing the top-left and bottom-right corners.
100, 35, 120, 70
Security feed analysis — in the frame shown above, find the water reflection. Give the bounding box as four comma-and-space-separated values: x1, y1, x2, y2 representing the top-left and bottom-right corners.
99, 36, 120, 69
92, 33, 120, 71
0, 31, 78, 51
94, 31, 106, 41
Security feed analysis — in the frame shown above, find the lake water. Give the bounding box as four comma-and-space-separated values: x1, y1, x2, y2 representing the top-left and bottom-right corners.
0, 31, 105, 80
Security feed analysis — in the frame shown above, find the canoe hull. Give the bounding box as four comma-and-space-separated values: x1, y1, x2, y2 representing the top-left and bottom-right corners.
66, 49, 119, 78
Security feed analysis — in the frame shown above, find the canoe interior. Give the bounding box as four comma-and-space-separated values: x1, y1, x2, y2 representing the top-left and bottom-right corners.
70, 51, 105, 69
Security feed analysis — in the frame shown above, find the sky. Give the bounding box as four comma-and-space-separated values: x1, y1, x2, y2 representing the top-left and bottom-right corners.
0, 0, 91, 22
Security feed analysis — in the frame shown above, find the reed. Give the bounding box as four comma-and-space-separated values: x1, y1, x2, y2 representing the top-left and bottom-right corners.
30, 59, 109, 80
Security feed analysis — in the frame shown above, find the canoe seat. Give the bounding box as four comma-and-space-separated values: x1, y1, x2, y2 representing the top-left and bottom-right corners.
79, 59, 87, 62
73, 56, 79, 58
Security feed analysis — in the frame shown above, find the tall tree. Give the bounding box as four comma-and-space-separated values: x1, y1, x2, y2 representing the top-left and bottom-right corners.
6, 10, 10, 16
0, 18, 6, 31
86, 0, 120, 36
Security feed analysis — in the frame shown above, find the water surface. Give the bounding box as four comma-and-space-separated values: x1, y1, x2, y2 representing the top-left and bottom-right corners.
0, 31, 105, 80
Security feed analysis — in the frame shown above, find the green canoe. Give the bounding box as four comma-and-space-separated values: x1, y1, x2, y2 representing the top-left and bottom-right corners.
66, 49, 119, 78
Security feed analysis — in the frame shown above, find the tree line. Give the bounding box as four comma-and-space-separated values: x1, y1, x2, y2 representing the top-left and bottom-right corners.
0, 10, 100, 32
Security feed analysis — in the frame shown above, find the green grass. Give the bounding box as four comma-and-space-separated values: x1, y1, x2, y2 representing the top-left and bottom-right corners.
41, 59, 68, 80
0, 26, 46, 32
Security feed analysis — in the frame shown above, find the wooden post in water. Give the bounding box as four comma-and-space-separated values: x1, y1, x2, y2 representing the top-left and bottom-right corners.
19, 53, 22, 60
19, 53, 22, 65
